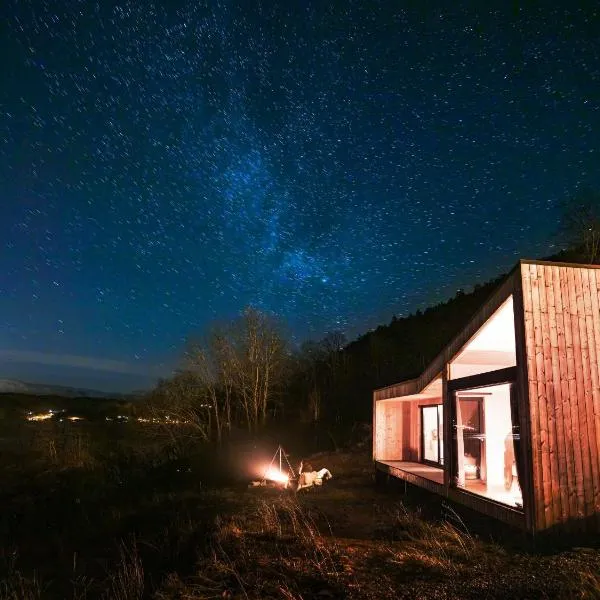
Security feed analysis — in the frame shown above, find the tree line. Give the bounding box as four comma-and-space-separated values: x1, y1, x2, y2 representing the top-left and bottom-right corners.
147, 277, 506, 444
146, 188, 600, 443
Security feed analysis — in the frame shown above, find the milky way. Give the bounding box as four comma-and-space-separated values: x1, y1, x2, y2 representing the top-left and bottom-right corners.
1, 2, 599, 390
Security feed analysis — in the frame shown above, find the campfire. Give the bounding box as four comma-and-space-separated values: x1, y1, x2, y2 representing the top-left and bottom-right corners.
249, 446, 334, 492
263, 466, 290, 485
249, 445, 296, 489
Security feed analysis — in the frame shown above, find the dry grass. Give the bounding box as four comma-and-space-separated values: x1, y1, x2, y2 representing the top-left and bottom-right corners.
2, 434, 600, 599
166, 496, 349, 599
577, 567, 600, 600
30, 426, 96, 471
0, 553, 43, 600
0, 573, 42, 600
102, 540, 144, 600
385, 503, 488, 577
71, 574, 95, 600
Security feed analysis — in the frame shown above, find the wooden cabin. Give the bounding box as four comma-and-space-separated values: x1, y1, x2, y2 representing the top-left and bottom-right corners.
373, 260, 600, 534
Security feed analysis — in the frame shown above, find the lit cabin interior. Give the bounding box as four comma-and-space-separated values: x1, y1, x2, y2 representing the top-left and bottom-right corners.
375, 295, 523, 508
449, 296, 522, 507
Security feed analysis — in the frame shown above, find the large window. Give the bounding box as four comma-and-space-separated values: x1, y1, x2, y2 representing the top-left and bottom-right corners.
449, 296, 516, 379
421, 405, 443, 466
452, 383, 522, 508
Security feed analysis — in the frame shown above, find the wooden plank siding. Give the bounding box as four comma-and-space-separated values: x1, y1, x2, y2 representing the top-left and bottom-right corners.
559, 266, 586, 522
512, 272, 536, 532
373, 401, 402, 461
521, 264, 545, 530
520, 262, 600, 532
567, 267, 595, 521
535, 264, 558, 527
577, 268, 600, 522
585, 268, 600, 522
588, 269, 600, 528
553, 266, 578, 524
402, 403, 413, 460
545, 265, 570, 526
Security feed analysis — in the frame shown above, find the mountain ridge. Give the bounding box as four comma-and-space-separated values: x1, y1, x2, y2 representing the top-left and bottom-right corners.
0, 378, 138, 399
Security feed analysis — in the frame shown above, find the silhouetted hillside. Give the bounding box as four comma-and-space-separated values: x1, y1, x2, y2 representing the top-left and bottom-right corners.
292, 249, 595, 425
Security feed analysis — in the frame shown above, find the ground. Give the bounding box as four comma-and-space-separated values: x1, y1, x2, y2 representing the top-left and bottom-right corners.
1, 423, 599, 599
181, 450, 600, 599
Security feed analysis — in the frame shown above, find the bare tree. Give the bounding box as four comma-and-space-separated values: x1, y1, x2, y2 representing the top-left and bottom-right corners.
183, 343, 222, 443
175, 307, 288, 437
321, 331, 347, 377
558, 188, 600, 264
222, 307, 287, 431
149, 370, 211, 451
183, 330, 236, 444
291, 340, 325, 423
321, 331, 348, 423
290, 331, 349, 424
211, 332, 234, 438
307, 385, 322, 422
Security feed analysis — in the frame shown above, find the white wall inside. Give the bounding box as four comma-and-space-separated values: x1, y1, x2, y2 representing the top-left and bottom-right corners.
450, 296, 517, 379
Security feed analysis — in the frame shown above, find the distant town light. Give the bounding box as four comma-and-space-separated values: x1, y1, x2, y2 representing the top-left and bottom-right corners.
26, 411, 53, 421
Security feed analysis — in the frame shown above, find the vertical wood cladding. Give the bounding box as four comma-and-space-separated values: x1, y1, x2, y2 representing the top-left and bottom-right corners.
521, 262, 600, 531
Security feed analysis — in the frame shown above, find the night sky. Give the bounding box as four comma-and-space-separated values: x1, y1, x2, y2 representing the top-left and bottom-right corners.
1, 2, 599, 392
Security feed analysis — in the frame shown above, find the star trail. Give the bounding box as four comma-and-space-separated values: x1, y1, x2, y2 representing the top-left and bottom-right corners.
1, 2, 599, 391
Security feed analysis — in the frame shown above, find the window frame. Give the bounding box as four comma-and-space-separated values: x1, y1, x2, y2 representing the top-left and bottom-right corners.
448, 367, 520, 502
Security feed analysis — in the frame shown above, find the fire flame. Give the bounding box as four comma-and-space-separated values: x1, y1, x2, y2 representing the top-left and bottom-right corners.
264, 467, 289, 483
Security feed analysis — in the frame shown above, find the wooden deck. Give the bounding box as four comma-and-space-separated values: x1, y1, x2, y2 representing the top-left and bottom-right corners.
376, 460, 526, 529
376, 460, 444, 494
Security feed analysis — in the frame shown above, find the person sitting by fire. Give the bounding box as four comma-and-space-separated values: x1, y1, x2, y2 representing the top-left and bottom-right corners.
296, 460, 333, 492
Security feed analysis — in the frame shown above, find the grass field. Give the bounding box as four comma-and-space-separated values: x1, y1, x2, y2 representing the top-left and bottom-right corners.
1, 421, 599, 599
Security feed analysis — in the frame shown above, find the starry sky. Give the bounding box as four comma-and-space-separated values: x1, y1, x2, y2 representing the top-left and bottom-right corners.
1, 2, 599, 392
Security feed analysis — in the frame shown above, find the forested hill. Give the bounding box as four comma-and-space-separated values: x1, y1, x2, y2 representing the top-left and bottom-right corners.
307, 249, 590, 424
316, 273, 504, 423
350, 274, 505, 386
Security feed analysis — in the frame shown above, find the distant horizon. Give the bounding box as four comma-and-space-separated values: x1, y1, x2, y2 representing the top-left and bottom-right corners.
0, 375, 150, 395
0, 363, 160, 395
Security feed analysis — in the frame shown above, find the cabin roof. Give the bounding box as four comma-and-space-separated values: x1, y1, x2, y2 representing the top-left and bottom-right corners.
374, 258, 597, 401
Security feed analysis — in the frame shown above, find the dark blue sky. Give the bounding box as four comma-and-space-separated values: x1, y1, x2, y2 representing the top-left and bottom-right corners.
1, 1, 599, 392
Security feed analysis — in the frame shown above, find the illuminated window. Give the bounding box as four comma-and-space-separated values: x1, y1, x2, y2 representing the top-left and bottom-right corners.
452, 383, 522, 508
449, 296, 516, 379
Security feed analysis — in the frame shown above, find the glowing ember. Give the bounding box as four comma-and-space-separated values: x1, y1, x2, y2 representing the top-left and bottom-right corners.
264, 467, 289, 483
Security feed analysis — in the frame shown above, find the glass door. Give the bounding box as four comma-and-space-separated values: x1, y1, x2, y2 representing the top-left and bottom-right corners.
458, 398, 483, 480
421, 405, 443, 466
